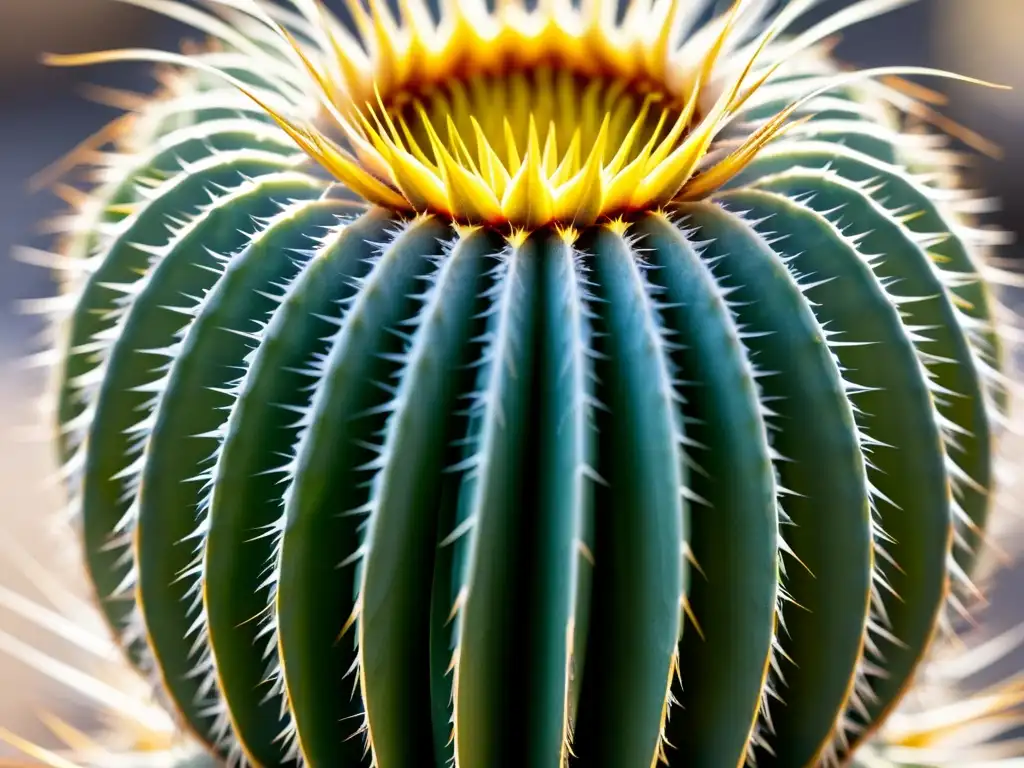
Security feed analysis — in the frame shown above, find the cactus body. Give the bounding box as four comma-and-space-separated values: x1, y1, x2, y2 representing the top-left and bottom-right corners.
56, 134, 1004, 768
29, 1, 1020, 767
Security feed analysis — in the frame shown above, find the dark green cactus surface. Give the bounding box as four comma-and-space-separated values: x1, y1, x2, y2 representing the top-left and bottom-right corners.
50, 52, 1007, 768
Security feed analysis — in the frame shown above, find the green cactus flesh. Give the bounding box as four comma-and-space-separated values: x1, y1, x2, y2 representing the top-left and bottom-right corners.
43, 3, 1013, 767
53, 101, 1007, 768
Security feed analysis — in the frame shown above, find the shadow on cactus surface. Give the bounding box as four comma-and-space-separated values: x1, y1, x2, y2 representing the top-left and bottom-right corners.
5, 0, 1024, 766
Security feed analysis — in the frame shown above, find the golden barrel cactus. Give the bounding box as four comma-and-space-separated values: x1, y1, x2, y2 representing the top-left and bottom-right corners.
4, 1, 1024, 767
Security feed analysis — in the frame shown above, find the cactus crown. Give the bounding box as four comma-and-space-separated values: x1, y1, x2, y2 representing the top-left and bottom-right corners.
49, 0, 995, 228
4, 1, 1023, 768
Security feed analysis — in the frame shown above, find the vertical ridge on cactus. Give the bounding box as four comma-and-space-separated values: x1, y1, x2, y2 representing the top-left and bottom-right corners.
7, 0, 1024, 766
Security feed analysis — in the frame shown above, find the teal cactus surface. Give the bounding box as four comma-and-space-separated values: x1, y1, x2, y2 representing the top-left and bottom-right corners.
18, 0, 1023, 767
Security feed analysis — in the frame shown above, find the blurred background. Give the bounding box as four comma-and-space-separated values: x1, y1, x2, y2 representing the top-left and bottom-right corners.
0, 0, 1021, 758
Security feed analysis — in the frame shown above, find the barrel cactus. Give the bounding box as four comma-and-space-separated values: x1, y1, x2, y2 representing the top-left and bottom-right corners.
7, 0, 1024, 766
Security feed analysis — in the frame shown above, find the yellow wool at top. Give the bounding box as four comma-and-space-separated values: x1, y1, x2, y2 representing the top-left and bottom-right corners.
47, 0, 999, 229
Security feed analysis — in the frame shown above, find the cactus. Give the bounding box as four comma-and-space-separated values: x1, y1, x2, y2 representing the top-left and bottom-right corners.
6, 0, 1024, 767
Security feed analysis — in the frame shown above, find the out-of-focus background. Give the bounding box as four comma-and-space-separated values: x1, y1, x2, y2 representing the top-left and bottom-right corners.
0, 0, 1021, 757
